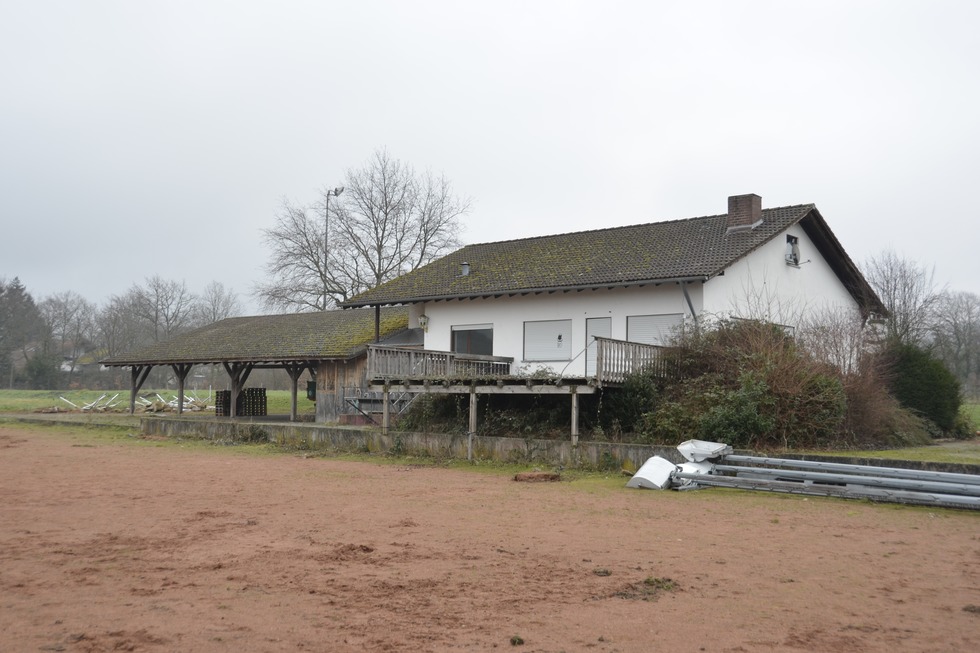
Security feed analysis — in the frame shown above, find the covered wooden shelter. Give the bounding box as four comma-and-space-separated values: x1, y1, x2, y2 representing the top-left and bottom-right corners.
101, 308, 409, 422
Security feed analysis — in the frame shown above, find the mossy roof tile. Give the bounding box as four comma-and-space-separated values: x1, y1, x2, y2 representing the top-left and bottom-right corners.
101, 307, 408, 366
342, 205, 815, 306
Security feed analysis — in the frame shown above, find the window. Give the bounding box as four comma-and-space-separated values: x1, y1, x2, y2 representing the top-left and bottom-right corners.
786, 235, 800, 266
451, 324, 493, 356
524, 319, 572, 361
626, 314, 684, 346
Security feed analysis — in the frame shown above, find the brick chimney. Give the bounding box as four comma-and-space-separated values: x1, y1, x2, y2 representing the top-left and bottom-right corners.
727, 194, 762, 230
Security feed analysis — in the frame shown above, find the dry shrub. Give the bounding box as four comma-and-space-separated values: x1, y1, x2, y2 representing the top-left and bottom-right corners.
636, 318, 846, 450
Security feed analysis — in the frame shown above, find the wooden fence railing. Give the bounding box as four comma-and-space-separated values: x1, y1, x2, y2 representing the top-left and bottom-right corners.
594, 336, 674, 386
367, 345, 513, 380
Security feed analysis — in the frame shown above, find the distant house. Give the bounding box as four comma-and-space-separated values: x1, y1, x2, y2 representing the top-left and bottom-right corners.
342, 194, 885, 380
101, 307, 412, 422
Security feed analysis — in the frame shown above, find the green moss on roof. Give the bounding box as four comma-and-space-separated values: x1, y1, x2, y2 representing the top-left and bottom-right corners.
342, 205, 815, 306
102, 307, 409, 366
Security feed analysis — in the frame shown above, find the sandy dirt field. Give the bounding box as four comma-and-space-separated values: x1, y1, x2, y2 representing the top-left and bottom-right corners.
1, 424, 978, 653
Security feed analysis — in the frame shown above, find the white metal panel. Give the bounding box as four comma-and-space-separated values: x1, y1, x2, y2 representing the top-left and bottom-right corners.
626, 313, 684, 345
524, 319, 572, 361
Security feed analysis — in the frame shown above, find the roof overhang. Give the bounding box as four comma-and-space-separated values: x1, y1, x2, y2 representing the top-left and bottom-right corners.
797, 209, 888, 318
341, 276, 710, 308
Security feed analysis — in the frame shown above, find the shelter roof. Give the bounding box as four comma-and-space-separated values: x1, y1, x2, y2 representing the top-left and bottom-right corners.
101, 307, 409, 366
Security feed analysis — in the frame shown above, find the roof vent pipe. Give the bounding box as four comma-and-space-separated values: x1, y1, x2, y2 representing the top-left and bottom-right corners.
460, 261, 470, 276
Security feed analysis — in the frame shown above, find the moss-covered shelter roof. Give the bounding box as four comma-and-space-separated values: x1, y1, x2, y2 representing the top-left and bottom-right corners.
341, 203, 885, 316
101, 307, 409, 367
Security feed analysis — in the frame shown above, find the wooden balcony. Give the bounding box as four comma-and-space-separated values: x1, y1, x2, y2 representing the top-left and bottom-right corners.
369, 338, 674, 388
367, 345, 513, 381
593, 336, 674, 387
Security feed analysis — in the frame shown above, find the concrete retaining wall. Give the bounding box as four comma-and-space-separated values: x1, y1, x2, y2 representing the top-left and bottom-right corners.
138, 416, 980, 475
140, 416, 683, 469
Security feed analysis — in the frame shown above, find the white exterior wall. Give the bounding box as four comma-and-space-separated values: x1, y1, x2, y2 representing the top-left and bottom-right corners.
702, 225, 859, 327
415, 284, 699, 377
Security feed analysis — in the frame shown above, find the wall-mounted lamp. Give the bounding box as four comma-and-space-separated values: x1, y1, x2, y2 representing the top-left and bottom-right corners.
418, 314, 429, 332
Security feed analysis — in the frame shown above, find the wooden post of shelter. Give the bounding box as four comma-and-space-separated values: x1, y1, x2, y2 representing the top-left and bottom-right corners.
382, 382, 390, 436
468, 385, 477, 461
222, 362, 254, 418
171, 363, 192, 415
284, 363, 308, 422
128, 364, 152, 414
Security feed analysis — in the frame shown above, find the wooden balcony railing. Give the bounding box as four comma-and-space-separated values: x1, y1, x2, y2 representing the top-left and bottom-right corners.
593, 336, 674, 387
367, 345, 513, 380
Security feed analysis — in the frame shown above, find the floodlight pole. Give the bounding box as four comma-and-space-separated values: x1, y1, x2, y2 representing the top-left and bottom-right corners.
323, 186, 344, 308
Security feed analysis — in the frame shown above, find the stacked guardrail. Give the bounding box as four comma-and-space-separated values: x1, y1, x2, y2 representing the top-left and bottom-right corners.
628, 440, 980, 510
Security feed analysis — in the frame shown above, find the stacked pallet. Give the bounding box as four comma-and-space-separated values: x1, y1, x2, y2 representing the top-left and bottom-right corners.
239, 388, 267, 416
214, 388, 267, 417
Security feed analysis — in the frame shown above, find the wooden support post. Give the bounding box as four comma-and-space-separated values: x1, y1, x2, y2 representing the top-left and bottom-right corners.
222, 362, 253, 419
172, 364, 192, 415
129, 365, 152, 414
284, 363, 307, 422
382, 383, 390, 436
570, 389, 579, 447
468, 386, 477, 461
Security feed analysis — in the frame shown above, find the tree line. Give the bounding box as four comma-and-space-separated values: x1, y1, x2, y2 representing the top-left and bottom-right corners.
0, 150, 470, 391
0, 276, 243, 390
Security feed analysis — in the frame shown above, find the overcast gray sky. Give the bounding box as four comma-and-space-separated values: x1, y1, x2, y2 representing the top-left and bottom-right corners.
2, 0, 977, 314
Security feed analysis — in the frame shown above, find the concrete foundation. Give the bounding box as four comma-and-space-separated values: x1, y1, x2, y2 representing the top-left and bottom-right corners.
139, 416, 683, 469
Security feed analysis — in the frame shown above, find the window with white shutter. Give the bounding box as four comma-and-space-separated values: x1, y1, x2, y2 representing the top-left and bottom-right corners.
524, 319, 572, 361
626, 314, 684, 346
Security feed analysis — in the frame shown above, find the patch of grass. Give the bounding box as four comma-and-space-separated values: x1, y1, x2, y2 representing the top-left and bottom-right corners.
643, 576, 677, 591
962, 403, 979, 427
612, 576, 678, 600
819, 440, 980, 466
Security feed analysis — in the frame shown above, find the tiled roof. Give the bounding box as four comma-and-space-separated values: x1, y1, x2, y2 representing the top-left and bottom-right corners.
101, 307, 408, 366
342, 205, 816, 306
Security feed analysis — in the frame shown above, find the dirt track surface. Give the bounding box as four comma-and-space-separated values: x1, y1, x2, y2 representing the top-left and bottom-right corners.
1, 426, 978, 652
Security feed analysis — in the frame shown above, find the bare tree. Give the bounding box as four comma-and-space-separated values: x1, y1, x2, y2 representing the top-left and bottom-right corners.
255, 198, 337, 311
930, 290, 980, 398
192, 281, 243, 326
39, 291, 95, 385
128, 276, 197, 342
256, 149, 470, 312
863, 250, 942, 346
95, 293, 146, 359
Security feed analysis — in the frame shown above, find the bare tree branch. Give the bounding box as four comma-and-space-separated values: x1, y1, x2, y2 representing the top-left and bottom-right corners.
255, 149, 469, 312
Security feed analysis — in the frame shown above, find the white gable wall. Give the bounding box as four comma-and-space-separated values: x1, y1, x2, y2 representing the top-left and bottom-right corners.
702, 225, 859, 327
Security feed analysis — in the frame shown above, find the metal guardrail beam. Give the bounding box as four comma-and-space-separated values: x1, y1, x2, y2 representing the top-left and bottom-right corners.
712, 464, 980, 496
723, 454, 980, 486
674, 472, 980, 510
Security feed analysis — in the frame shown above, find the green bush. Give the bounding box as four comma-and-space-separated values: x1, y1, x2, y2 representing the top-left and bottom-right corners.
697, 372, 776, 448
887, 343, 962, 433
623, 319, 850, 450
